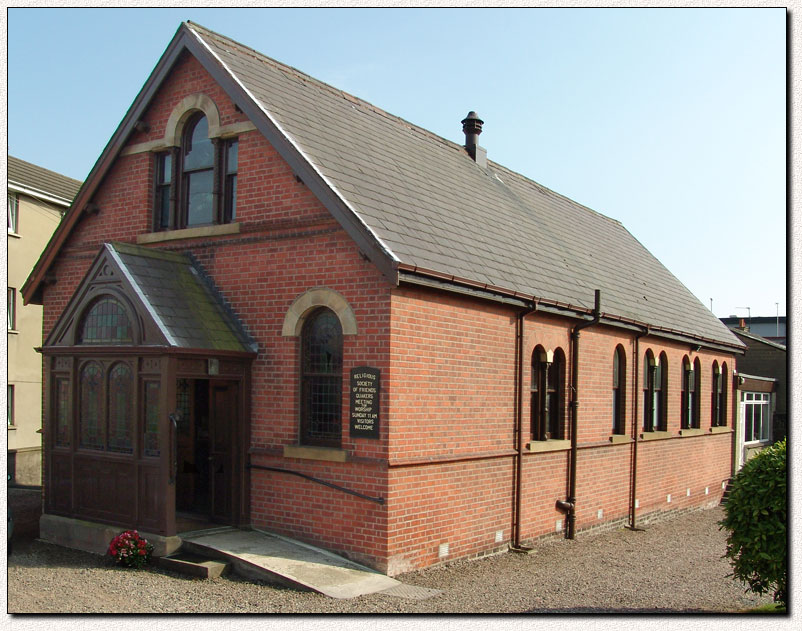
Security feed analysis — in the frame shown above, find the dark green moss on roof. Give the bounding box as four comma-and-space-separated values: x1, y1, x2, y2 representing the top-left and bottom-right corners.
109, 242, 255, 353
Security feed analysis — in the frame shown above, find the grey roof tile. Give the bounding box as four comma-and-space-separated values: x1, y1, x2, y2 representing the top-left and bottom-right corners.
189, 22, 740, 348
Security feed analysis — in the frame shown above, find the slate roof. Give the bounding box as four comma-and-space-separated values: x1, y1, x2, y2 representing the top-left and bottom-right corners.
7, 155, 82, 205
107, 242, 256, 353
187, 23, 740, 349
24, 22, 742, 351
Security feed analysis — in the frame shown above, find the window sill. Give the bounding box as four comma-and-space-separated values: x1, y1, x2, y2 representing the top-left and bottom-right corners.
283, 445, 348, 462
8, 231, 21, 239
709, 426, 731, 434
609, 434, 633, 444
678, 428, 705, 437
8, 425, 17, 431
639, 430, 672, 441
526, 439, 571, 453
8, 329, 18, 335
137, 222, 240, 245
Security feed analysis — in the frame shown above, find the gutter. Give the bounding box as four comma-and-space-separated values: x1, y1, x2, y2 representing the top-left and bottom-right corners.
397, 266, 744, 354
558, 289, 601, 540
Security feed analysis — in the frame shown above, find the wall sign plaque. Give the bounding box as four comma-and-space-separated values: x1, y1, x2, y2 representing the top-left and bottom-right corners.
350, 366, 380, 439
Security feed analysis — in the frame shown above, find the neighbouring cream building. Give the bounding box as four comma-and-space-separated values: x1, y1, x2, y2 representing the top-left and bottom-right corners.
7, 156, 81, 485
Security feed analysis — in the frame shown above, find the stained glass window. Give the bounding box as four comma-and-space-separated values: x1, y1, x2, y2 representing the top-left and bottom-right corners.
79, 297, 133, 344
107, 363, 133, 453
143, 380, 161, 457
55, 377, 71, 447
80, 362, 104, 450
301, 308, 343, 446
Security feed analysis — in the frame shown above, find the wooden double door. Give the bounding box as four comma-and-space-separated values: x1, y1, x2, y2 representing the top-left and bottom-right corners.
175, 379, 239, 524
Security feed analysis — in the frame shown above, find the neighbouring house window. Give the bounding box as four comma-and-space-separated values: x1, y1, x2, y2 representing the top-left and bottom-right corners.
153, 113, 238, 231
612, 346, 626, 434
643, 351, 667, 432
55, 377, 71, 447
7, 287, 16, 330
682, 357, 701, 429
143, 380, 161, 457
8, 193, 18, 233
743, 392, 771, 442
531, 347, 565, 440
7, 384, 14, 427
78, 296, 133, 344
300, 308, 343, 447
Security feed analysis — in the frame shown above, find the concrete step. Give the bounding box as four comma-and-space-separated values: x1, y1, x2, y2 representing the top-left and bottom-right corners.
159, 551, 228, 579
179, 528, 407, 599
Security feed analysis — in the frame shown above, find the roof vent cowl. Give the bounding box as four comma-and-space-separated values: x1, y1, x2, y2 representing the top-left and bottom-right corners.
461, 111, 487, 168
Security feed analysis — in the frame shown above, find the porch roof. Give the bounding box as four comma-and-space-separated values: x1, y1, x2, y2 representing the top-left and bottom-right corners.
108, 242, 257, 353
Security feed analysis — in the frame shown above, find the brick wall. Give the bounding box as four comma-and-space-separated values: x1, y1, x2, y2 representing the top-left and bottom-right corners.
39, 51, 736, 574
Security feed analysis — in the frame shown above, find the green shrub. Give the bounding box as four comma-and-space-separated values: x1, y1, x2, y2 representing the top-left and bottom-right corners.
720, 439, 787, 607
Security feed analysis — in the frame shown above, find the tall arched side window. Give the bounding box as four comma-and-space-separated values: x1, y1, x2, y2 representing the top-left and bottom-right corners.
550, 349, 566, 439
300, 308, 344, 447
531, 346, 547, 441
79, 361, 104, 450
693, 357, 702, 428
531, 347, 565, 441
643, 351, 667, 432
682, 356, 700, 429
612, 346, 626, 435
711, 362, 722, 427
719, 363, 728, 427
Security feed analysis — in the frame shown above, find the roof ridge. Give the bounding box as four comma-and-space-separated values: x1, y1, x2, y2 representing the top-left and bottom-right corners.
186, 22, 469, 154
187, 22, 624, 230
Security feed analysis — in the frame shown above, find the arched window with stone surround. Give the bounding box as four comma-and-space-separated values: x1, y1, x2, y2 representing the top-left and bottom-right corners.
300, 307, 344, 447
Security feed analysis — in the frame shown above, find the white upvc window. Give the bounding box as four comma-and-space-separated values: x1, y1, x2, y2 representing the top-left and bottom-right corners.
7, 287, 16, 331
743, 392, 771, 443
8, 192, 19, 233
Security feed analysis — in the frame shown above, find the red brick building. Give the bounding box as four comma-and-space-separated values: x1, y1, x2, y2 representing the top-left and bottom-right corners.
23, 22, 744, 575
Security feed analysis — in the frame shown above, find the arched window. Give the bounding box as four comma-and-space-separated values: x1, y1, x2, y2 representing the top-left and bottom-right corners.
612, 346, 626, 435
107, 363, 133, 454
79, 361, 104, 449
154, 106, 238, 231
300, 308, 343, 446
682, 357, 701, 429
719, 363, 729, 427
643, 350, 667, 432
531, 346, 565, 441
711, 362, 722, 427
182, 113, 215, 226
78, 297, 133, 344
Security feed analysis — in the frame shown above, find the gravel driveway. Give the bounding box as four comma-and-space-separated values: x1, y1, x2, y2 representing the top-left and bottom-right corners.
6, 487, 773, 613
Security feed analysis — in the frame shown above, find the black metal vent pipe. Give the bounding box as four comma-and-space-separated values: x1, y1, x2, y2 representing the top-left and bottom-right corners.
461, 111, 487, 166
564, 289, 602, 539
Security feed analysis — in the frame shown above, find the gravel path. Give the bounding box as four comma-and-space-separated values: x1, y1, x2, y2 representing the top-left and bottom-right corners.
6, 488, 773, 614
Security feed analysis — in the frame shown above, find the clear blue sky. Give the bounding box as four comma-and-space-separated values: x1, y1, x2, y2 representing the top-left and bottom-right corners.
7, 7, 787, 319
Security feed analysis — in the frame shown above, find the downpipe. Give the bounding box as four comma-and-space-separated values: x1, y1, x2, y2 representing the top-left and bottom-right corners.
512, 302, 537, 552
628, 326, 650, 531
562, 289, 601, 540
